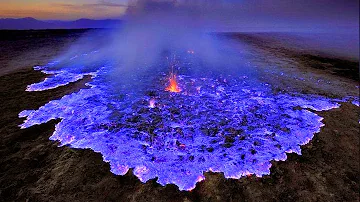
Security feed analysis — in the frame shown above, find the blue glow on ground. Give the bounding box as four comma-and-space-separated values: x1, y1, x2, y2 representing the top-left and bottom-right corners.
19, 50, 356, 191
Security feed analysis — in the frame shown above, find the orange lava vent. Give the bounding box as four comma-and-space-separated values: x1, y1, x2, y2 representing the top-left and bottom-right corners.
166, 74, 181, 93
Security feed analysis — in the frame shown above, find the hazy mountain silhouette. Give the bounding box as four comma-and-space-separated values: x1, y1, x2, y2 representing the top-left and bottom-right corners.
0, 17, 122, 30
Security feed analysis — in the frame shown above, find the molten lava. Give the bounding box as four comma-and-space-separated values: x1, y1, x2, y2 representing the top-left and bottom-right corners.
166, 74, 181, 93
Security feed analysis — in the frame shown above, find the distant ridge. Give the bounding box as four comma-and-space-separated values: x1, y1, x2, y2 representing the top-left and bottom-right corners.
0, 17, 122, 30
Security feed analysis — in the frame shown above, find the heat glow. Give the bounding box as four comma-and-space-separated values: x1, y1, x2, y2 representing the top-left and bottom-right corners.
19, 50, 359, 191
166, 74, 181, 93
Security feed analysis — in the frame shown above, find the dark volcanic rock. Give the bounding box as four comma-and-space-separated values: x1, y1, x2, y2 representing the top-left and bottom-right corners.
0, 31, 359, 202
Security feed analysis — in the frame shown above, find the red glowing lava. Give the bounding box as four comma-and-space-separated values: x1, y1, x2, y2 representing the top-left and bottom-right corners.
166, 74, 181, 93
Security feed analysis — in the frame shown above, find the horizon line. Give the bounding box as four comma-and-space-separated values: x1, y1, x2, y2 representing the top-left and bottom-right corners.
0, 17, 123, 21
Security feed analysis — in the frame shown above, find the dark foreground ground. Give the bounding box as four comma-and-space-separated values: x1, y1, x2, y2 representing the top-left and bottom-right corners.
0, 30, 359, 202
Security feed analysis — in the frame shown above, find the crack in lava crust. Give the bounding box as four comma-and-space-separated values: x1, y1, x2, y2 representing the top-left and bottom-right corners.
19, 53, 349, 191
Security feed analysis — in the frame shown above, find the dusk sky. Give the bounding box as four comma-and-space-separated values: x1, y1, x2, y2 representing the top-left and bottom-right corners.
0, 0, 358, 31
0, 0, 129, 20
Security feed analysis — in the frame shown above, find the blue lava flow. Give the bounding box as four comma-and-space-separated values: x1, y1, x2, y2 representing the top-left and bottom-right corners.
19, 50, 355, 191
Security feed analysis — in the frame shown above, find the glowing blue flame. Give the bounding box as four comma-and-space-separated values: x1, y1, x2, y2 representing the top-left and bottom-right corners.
19, 51, 355, 191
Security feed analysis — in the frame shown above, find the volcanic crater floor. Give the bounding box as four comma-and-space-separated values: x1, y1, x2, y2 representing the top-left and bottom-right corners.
0, 31, 359, 202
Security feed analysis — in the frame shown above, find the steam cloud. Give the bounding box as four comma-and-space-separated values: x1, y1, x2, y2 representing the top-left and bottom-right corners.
51, 0, 252, 90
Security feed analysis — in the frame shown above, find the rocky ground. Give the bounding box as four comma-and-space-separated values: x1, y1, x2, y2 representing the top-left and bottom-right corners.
0, 30, 358, 202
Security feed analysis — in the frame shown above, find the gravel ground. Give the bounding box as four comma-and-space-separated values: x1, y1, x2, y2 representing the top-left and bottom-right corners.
0, 30, 358, 202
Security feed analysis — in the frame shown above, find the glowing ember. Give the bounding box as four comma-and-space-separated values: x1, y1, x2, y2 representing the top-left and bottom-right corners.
149, 98, 156, 108
165, 74, 182, 93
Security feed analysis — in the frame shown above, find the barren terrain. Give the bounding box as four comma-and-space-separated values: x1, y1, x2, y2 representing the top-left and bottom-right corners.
0, 30, 358, 202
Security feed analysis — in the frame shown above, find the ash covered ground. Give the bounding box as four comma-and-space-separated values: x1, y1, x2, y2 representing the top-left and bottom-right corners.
0, 30, 359, 202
